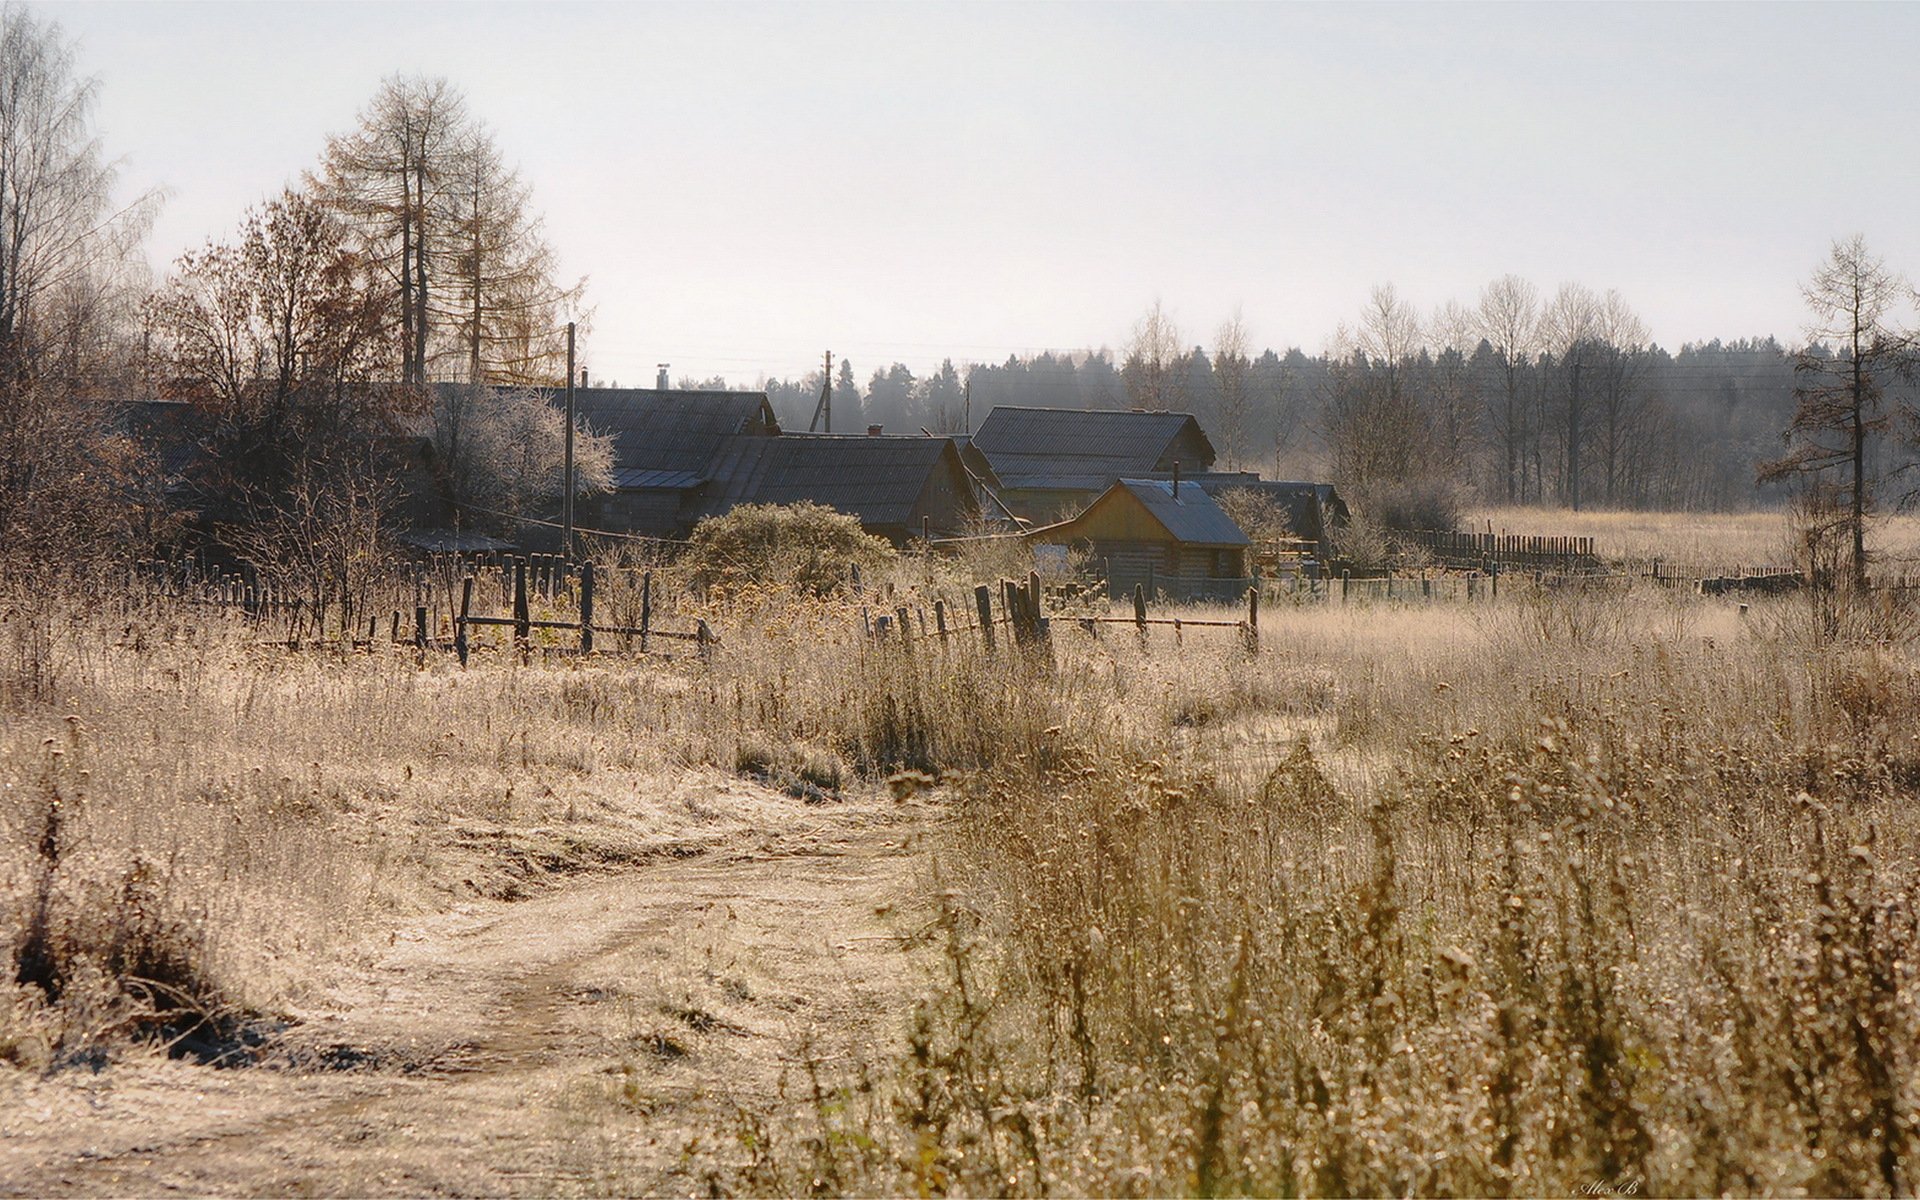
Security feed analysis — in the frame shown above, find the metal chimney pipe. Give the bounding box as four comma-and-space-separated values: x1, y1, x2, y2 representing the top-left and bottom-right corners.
1172, 461, 1180, 498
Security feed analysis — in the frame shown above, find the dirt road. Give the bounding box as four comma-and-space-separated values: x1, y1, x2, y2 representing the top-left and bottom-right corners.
0, 788, 934, 1197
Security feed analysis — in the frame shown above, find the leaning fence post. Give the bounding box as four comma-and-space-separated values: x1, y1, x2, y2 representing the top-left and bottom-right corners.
696, 618, 715, 662
974, 584, 996, 652
579, 561, 595, 654
639, 570, 653, 653
1027, 570, 1048, 641
513, 559, 530, 658
1134, 582, 1148, 640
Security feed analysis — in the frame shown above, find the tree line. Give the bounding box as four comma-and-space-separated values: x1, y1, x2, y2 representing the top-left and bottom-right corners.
756, 294, 1837, 520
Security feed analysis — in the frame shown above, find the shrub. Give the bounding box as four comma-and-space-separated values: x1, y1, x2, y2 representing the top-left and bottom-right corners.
1359, 476, 1463, 533
685, 502, 895, 598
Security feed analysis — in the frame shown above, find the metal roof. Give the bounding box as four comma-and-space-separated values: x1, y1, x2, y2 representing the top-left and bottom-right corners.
544, 387, 779, 474
1196, 478, 1349, 533
702, 435, 963, 529
971, 406, 1216, 485
610, 467, 706, 491
1115, 479, 1250, 546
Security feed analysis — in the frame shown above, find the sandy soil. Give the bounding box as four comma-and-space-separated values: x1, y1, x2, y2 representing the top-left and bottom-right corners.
0, 784, 935, 1197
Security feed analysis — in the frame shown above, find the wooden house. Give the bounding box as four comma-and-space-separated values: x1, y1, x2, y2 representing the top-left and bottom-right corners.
1026, 477, 1251, 601
698, 434, 981, 544
969, 406, 1217, 522
564, 387, 781, 538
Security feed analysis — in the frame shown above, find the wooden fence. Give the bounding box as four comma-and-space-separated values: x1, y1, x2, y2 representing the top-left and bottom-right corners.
1393, 528, 1603, 572
451, 560, 714, 664
124, 556, 711, 660
857, 571, 1261, 654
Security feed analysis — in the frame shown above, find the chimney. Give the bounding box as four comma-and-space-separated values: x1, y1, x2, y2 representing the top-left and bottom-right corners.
1172, 460, 1181, 499
656, 363, 670, 389
867, 424, 884, 437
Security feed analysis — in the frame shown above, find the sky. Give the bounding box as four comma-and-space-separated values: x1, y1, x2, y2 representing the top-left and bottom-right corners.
46, 0, 1920, 387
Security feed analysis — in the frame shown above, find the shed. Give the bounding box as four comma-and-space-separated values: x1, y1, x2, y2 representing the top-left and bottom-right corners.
970, 406, 1217, 522
698, 434, 981, 544
1192, 478, 1349, 559
1026, 478, 1251, 601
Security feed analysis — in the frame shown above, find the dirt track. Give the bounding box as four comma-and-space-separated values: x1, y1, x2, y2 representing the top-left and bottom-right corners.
0, 791, 933, 1197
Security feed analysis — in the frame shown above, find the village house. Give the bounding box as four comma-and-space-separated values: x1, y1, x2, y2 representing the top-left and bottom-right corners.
561, 387, 985, 544
968, 406, 1218, 522
1025, 476, 1251, 601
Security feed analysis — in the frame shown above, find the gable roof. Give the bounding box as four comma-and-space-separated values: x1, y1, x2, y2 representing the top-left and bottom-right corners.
971, 406, 1215, 488
545, 387, 779, 474
702, 435, 966, 529
1031, 478, 1249, 547
1115, 479, 1249, 545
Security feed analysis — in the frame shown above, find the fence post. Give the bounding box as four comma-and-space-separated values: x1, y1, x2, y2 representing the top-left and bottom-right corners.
639, 570, 652, 653
1341, 569, 1350, 604
513, 559, 530, 658
934, 598, 948, 642
896, 604, 913, 652
696, 618, 715, 661
1027, 570, 1049, 641
414, 605, 428, 650
579, 561, 595, 655
1134, 582, 1148, 641
975, 584, 996, 652
1245, 584, 1260, 652
391, 610, 402, 644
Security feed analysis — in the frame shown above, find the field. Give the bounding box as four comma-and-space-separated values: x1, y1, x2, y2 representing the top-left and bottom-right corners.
4, 526, 1920, 1196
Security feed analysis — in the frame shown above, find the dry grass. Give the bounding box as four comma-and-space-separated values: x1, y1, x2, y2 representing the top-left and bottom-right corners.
677, 577, 1920, 1197
1469, 504, 1920, 577
10, 548, 1920, 1197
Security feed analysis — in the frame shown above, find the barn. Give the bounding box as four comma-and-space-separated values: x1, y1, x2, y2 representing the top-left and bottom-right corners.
1026, 477, 1251, 602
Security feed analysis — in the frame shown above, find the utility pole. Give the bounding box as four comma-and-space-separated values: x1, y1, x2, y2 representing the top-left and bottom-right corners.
963, 378, 971, 436
809, 349, 833, 433
563, 321, 576, 558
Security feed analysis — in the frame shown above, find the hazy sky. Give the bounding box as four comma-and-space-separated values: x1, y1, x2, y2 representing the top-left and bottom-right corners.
48, 0, 1920, 385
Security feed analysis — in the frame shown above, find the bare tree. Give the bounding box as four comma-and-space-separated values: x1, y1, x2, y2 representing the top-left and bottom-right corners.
151, 188, 401, 495
1340, 283, 1421, 406
0, 6, 163, 565
1123, 299, 1182, 408
1591, 289, 1653, 506
1324, 286, 1435, 500
1476, 275, 1539, 503
1427, 298, 1480, 485
1540, 282, 1601, 509
1761, 236, 1912, 586
1213, 309, 1250, 469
